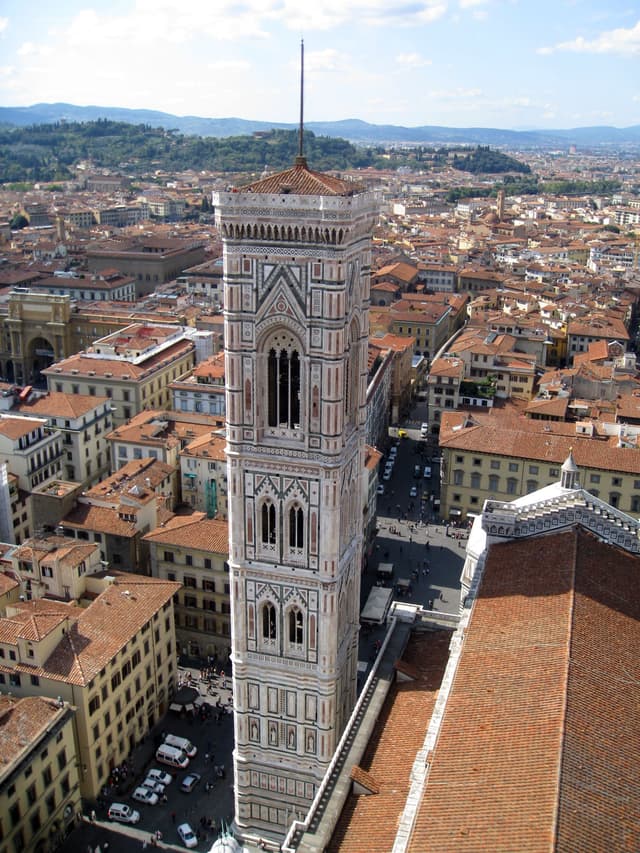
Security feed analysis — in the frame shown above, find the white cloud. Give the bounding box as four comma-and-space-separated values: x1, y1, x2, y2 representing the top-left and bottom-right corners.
395, 52, 432, 68
429, 86, 483, 99
282, 0, 448, 30
458, 0, 488, 8
0, 17, 8, 35
538, 19, 640, 56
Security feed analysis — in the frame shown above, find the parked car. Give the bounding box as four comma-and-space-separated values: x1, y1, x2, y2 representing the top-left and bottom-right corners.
180, 772, 201, 793
388, 446, 398, 457
142, 778, 165, 795
107, 803, 140, 824
145, 768, 173, 786
377, 484, 385, 495
410, 486, 418, 497
420, 422, 429, 437
177, 822, 198, 848
423, 466, 432, 478
132, 786, 159, 806
383, 470, 392, 481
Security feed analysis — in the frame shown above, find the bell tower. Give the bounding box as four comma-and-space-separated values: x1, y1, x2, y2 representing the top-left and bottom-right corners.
213, 160, 377, 841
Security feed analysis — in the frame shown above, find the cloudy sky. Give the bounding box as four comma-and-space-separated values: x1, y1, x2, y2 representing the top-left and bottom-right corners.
0, 0, 638, 129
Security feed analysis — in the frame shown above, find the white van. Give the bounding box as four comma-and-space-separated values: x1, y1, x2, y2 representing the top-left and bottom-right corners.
108, 802, 140, 824
163, 733, 197, 758
155, 743, 190, 769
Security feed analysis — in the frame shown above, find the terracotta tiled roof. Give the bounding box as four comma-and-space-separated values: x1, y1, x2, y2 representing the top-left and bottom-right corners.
0, 416, 45, 440
439, 413, 640, 474
0, 695, 69, 765
406, 528, 640, 852
328, 631, 452, 853
239, 159, 362, 197
0, 573, 19, 596
350, 766, 380, 794
14, 391, 109, 419
62, 504, 138, 537
143, 514, 229, 553
43, 339, 194, 380
9, 572, 180, 686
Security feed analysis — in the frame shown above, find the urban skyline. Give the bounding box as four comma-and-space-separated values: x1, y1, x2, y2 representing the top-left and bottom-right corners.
1, 1, 639, 130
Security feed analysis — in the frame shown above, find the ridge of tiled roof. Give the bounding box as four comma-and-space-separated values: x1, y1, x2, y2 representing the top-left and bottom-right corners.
239, 159, 362, 197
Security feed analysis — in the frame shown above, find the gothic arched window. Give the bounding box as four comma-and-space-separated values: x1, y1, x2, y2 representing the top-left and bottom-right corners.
262, 603, 277, 640
261, 501, 276, 545
268, 347, 300, 428
289, 505, 304, 549
289, 608, 303, 645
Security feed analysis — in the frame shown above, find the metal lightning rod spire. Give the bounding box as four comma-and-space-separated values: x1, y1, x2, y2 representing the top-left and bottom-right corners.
297, 38, 305, 164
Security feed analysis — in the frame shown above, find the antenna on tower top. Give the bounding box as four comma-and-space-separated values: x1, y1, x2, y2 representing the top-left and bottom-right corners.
296, 38, 307, 166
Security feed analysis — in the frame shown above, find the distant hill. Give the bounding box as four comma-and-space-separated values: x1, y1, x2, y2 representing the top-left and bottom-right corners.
1, 103, 640, 148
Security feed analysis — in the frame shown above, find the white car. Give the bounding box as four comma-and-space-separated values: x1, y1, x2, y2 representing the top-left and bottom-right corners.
107, 803, 140, 824
142, 778, 165, 795
145, 768, 173, 786
421, 422, 429, 436
177, 822, 198, 849
382, 470, 392, 481
132, 786, 159, 806
388, 446, 397, 456
377, 484, 384, 495
410, 486, 418, 497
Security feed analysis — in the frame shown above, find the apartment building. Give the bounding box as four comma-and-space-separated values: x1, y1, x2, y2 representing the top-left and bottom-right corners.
0, 695, 81, 853
567, 315, 630, 362
93, 204, 148, 228
418, 263, 458, 293
43, 323, 196, 427
1, 467, 31, 545
86, 236, 205, 297
170, 353, 226, 416
427, 356, 466, 432
177, 257, 224, 306
25, 270, 137, 303
0, 415, 63, 495
448, 328, 537, 399
387, 299, 453, 361
0, 571, 180, 799
10, 533, 102, 602
145, 514, 230, 661
58, 457, 175, 572
179, 431, 228, 518
8, 390, 112, 488
368, 333, 415, 422
439, 410, 640, 521
106, 409, 220, 477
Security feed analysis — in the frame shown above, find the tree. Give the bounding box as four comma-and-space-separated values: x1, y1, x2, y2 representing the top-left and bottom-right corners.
9, 213, 28, 230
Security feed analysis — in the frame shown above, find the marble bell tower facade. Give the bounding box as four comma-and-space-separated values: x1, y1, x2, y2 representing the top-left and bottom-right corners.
213, 158, 378, 841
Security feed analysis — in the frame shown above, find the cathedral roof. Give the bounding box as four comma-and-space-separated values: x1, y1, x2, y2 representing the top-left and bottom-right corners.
239, 156, 362, 197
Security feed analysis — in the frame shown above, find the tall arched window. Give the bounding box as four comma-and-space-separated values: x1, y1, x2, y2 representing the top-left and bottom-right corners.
262, 603, 276, 640
289, 505, 304, 549
289, 609, 303, 645
261, 501, 276, 545
268, 347, 300, 428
